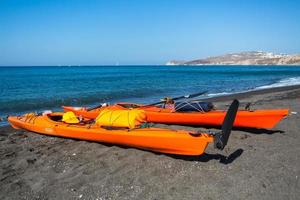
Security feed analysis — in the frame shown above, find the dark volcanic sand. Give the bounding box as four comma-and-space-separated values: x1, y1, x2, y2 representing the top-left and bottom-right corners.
1, 86, 300, 200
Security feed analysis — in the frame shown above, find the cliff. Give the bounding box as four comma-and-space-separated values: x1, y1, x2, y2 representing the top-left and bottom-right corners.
166, 51, 300, 65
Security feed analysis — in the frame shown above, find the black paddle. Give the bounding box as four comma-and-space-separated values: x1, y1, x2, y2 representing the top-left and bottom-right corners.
214, 99, 239, 150
142, 90, 208, 107
87, 103, 105, 111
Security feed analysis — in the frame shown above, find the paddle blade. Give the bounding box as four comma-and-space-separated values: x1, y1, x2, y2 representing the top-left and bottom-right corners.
220, 99, 239, 149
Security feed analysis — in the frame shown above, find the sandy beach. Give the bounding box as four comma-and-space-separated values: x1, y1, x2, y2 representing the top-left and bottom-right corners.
1, 86, 299, 200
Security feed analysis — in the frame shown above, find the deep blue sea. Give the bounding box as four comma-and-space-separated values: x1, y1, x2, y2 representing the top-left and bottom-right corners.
1, 65, 300, 125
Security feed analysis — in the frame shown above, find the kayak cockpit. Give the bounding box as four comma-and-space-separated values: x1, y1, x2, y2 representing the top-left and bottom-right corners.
47, 113, 63, 122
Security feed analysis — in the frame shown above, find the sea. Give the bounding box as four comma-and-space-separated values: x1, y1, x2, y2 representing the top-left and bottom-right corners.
1, 65, 300, 126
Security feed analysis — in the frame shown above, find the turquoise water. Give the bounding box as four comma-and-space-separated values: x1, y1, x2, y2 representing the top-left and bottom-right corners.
1, 65, 300, 122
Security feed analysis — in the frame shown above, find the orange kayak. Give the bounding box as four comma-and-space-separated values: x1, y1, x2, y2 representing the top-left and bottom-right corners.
8, 113, 213, 155
8, 100, 239, 155
63, 103, 288, 129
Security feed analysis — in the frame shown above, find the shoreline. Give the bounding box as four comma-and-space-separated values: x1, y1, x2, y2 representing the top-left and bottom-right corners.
203, 84, 300, 102
1, 84, 300, 127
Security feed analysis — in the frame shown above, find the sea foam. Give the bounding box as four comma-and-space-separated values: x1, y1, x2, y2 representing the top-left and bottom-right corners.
255, 77, 300, 89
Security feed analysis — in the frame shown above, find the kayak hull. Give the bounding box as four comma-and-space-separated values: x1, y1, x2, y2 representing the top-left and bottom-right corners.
146, 109, 289, 129
8, 113, 214, 156
63, 106, 289, 129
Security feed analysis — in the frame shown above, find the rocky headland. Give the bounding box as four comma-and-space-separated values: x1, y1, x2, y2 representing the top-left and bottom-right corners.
166, 51, 300, 65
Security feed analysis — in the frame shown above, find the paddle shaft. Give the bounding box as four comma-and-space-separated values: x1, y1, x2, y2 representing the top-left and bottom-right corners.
144, 91, 208, 107
88, 91, 208, 111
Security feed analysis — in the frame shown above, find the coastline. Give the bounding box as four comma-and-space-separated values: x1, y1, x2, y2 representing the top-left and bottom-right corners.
166, 64, 300, 66
1, 85, 300, 199
204, 84, 300, 102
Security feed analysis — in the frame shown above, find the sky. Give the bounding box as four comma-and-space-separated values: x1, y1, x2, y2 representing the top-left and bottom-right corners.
0, 0, 300, 66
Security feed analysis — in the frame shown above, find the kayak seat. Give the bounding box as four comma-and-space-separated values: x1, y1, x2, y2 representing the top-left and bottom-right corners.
48, 115, 63, 122
117, 103, 140, 109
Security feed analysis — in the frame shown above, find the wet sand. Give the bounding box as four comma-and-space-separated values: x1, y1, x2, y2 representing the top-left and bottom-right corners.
1, 86, 300, 200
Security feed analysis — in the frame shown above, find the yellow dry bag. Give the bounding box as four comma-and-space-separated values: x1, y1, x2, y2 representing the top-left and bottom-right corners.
62, 111, 80, 124
95, 109, 146, 129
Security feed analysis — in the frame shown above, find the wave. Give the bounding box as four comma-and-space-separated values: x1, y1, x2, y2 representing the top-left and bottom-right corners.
206, 92, 232, 97
254, 77, 300, 90
201, 76, 300, 98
